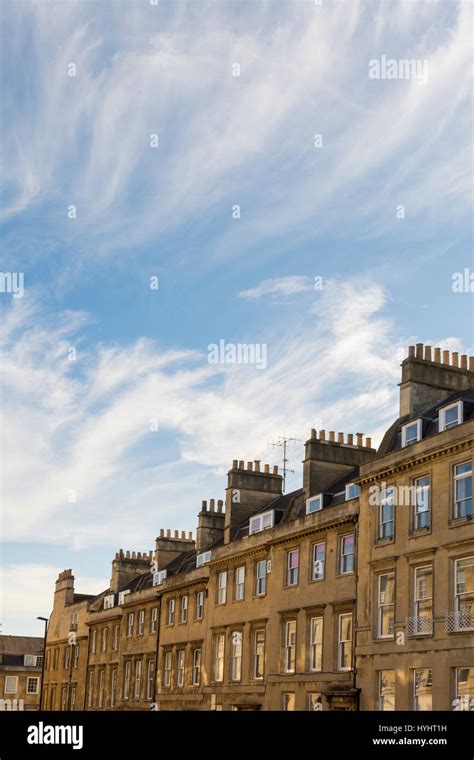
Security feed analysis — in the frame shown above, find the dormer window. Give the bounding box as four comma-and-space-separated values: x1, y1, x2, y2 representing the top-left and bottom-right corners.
153, 570, 167, 586
306, 495, 323, 514
249, 510, 274, 535
345, 483, 360, 500
104, 594, 115, 610
118, 590, 130, 605
439, 401, 463, 431
401, 419, 422, 447
196, 551, 212, 568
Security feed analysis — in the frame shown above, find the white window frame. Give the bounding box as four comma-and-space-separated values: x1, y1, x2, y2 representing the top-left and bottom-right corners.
306, 494, 323, 514
104, 594, 114, 609
73, 644, 79, 668
454, 461, 472, 519
338, 613, 352, 671
413, 668, 432, 711
167, 598, 175, 626
91, 629, 97, 653
98, 669, 105, 708
256, 559, 267, 596
249, 509, 274, 535
176, 650, 185, 687
4, 676, 18, 694
283, 620, 296, 674
134, 660, 142, 699
231, 631, 242, 681
217, 571, 227, 605
377, 573, 395, 639
123, 661, 131, 700
234, 565, 245, 600
253, 629, 265, 680
312, 541, 325, 580
153, 570, 167, 586
24, 654, 36, 666
401, 418, 422, 447
286, 549, 299, 586
379, 487, 395, 539
378, 670, 395, 711
70, 685, 76, 710
414, 565, 433, 629
163, 652, 172, 688
138, 610, 145, 635
455, 667, 474, 709
180, 595, 188, 623
455, 557, 474, 629
414, 475, 431, 530
345, 483, 360, 500
309, 616, 323, 672
196, 550, 212, 567
118, 589, 130, 605
113, 625, 120, 651
26, 676, 39, 694
127, 613, 134, 637
192, 648, 202, 686
151, 607, 158, 633
440, 401, 463, 431
196, 590, 204, 620
102, 627, 108, 652
110, 668, 117, 708
282, 692, 295, 711
214, 634, 225, 682
87, 671, 94, 707
146, 660, 154, 700
339, 533, 355, 574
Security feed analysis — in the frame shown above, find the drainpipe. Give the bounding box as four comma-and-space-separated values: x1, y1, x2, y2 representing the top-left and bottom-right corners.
151, 595, 162, 708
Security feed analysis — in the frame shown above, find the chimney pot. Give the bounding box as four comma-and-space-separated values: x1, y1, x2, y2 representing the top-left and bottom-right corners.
311, 428, 316, 440
159, 529, 164, 538
347, 433, 354, 445
366, 437, 372, 448
460, 354, 468, 369
201, 500, 207, 512
126, 551, 130, 558
416, 343, 424, 359
238, 460, 244, 469
424, 345, 432, 361
254, 460, 261, 472
232, 459, 238, 469
209, 499, 215, 512
174, 530, 179, 539
356, 433, 363, 447
264, 464, 270, 474
328, 431, 335, 443
273, 465, 278, 475
319, 430, 326, 441
434, 347, 441, 363
166, 529, 171, 539
337, 432, 344, 444
408, 345, 415, 358
247, 461, 253, 471
217, 499, 223, 513
181, 531, 185, 539
188, 531, 193, 540
442, 350, 450, 364
469, 357, 474, 372
452, 352, 459, 367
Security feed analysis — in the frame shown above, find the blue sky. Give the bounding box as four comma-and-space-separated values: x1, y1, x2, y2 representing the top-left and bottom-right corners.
0, 0, 472, 635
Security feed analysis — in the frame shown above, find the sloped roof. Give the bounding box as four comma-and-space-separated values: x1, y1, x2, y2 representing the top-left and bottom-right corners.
0, 635, 43, 656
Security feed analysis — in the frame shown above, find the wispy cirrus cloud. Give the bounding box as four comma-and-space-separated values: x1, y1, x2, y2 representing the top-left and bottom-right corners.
238, 276, 314, 300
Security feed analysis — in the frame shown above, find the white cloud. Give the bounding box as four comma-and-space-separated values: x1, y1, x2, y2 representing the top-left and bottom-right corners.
238, 276, 314, 299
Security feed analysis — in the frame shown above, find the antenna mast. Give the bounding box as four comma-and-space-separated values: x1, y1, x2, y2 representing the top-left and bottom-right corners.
268, 434, 301, 492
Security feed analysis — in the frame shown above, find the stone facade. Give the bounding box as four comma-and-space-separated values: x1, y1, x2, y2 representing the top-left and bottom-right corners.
42, 344, 474, 711
0, 635, 43, 710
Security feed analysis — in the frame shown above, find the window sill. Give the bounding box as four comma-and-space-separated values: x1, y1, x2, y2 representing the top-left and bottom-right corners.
409, 527, 432, 537
449, 516, 473, 527
374, 537, 394, 546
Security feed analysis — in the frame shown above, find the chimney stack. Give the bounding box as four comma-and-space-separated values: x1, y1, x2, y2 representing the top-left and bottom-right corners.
224, 460, 282, 543
399, 344, 474, 417
197, 498, 225, 552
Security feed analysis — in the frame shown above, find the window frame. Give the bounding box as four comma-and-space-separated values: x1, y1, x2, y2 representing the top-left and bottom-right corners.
309, 616, 323, 672
413, 668, 433, 711
377, 572, 395, 639
378, 487, 395, 540
413, 475, 431, 530
337, 612, 353, 672
234, 565, 246, 601
283, 619, 297, 674
311, 541, 325, 581
127, 613, 134, 637
167, 598, 175, 626
213, 634, 225, 683
286, 548, 300, 587
454, 557, 474, 630
176, 650, 185, 687
230, 631, 242, 682
249, 509, 274, 535
401, 418, 422, 447
255, 559, 267, 596
453, 461, 472, 519
4, 676, 18, 694
195, 590, 204, 620
180, 595, 188, 624
440, 401, 463, 431
339, 533, 355, 574
306, 494, 323, 514
192, 648, 202, 686
378, 670, 395, 711
217, 571, 227, 605
253, 629, 265, 680
163, 651, 172, 688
